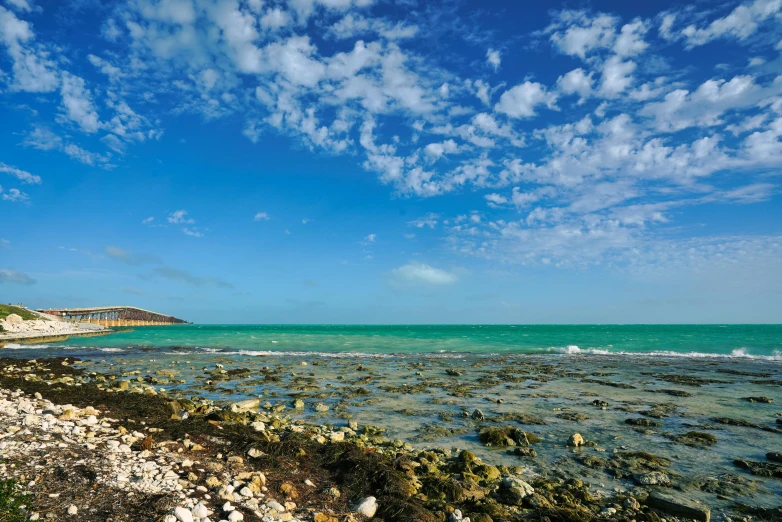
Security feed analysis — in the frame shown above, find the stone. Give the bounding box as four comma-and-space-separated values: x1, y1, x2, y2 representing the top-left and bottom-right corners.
293, 399, 304, 409
314, 403, 329, 412
67, 505, 78, 516
227, 511, 244, 522
472, 409, 485, 421
498, 476, 534, 505
230, 399, 260, 412
353, 496, 377, 518
450, 509, 464, 521
647, 491, 710, 522
624, 497, 641, 510
635, 471, 671, 486
567, 433, 584, 447
5, 313, 23, 324
192, 504, 209, 518
266, 501, 285, 512
314, 514, 339, 522
248, 447, 264, 458
173, 506, 194, 522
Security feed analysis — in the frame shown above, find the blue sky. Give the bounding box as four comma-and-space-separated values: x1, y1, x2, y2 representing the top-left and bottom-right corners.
1, 0, 781, 323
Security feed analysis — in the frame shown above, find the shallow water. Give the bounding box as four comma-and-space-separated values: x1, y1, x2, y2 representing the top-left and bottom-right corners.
4, 324, 782, 517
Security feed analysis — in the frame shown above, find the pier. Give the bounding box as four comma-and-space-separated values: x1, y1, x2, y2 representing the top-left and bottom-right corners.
39, 306, 188, 327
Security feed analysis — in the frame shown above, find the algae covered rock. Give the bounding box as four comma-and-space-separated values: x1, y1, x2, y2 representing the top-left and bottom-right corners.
477, 426, 541, 447
497, 476, 534, 505
567, 433, 584, 447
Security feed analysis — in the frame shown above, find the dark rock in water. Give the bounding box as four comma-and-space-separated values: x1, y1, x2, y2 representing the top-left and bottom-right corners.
591, 399, 609, 408
626, 418, 662, 427
446, 369, 463, 377
478, 426, 541, 447
672, 431, 718, 447
767, 452, 782, 463
734, 459, 782, 478
651, 389, 693, 397
509, 447, 537, 458
647, 491, 710, 522
713, 417, 782, 434
472, 408, 485, 421
557, 412, 588, 422
743, 396, 774, 403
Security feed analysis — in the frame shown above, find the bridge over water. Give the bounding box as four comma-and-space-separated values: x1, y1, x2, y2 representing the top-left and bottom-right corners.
39, 306, 189, 327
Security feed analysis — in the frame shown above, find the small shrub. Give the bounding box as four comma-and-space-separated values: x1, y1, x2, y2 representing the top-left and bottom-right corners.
0, 479, 31, 522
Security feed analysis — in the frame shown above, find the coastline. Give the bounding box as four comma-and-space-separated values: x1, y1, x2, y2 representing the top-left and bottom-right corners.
0, 329, 115, 348
1, 356, 780, 522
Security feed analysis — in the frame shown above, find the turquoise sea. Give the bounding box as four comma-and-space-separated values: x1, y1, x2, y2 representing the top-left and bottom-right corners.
4, 324, 782, 513
43, 323, 782, 359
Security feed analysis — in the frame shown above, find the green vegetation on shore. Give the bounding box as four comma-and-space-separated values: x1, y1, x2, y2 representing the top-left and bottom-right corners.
0, 305, 38, 321
0, 480, 30, 522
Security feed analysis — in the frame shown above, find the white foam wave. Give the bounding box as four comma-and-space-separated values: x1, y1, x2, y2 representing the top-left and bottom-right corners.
99, 348, 125, 353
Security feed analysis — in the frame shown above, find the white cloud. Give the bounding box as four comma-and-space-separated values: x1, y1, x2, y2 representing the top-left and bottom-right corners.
0, 187, 29, 203
5, 0, 33, 12
0, 268, 35, 284
364, 233, 376, 242
182, 227, 203, 237
168, 209, 195, 224
599, 56, 636, 97
59, 72, 103, 133
142, 216, 154, 224
495, 82, 558, 119
424, 139, 458, 160
254, 211, 270, 221
0, 162, 41, 184
557, 68, 593, 100
260, 8, 292, 30
407, 212, 439, 229
549, 11, 618, 59
391, 262, 457, 285
486, 48, 501, 71
614, 19, 649, 56
682, 0, 782, 47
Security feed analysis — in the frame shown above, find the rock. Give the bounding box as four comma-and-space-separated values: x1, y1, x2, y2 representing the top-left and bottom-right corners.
67, 505, 78, 516
450, 509, 464, 521
314, 402, 329, 412
230, 399, 260, 412
192, 504, 209, 518
767, 452, 782, 463
173, 506, 194, 522
567, 433, 584, 447
446, 369, 463, 376
353, 496, 378, 518
247, 447, 264, 458
498, 476, 534, 505
635, 471, 671, 486
624, 497, 641, 510
647, 491, 710, 522
266, 501, 285, 512
5, 313, 23, 324
743, 396, 773, 403
314, 514, 339, 522
227, 511, 244, 522
626, 418, 662, 427
293, 399, 304, 409
328, 431, 345, 442
472, 409, 485, 421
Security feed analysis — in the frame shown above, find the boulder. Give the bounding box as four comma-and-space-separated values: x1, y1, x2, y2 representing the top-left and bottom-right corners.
230, 399, 260, 412
498, 476, 534, 505
647, 491, 710, 522
567, 433, 584, 447
353, 496, 378, 518
5, 313, 23, 324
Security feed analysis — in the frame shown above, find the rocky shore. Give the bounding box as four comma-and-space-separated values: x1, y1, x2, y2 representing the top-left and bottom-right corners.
1, 358, 779, 522
0, 311, 111, 347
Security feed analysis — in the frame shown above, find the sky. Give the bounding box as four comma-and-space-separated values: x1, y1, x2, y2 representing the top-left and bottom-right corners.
0, 0, 781, 324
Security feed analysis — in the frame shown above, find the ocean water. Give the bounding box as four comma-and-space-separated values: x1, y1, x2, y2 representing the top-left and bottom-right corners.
4, 324, 782, 515
28, 323, 782, 358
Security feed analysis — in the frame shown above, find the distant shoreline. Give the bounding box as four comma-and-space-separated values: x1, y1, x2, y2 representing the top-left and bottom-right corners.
0, 329, 115, 348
